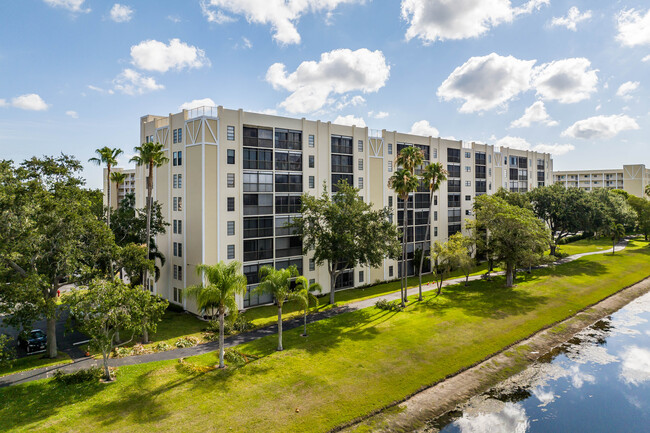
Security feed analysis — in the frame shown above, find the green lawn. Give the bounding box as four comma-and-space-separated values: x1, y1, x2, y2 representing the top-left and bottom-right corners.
0, 352, 71, 377
3, 239, 650, 433
556, 236, 616, 256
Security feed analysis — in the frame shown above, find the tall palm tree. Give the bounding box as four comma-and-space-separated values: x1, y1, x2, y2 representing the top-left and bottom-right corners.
130, 141, 169, 287
645, 184, 650, 198
292, 276, 321, 336
184, 261, 247, 368
253, 265, 299, 351
388, 168, 419, 307
417, 162, 448, 300
110, 171, 127, 207
89, 146, 123, 228
606, 222, 625, 255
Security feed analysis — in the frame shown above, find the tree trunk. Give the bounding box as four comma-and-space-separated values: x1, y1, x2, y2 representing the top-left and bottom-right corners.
107, 166, 114, 277
46, 315, 57, 358
329, 269, 336, 305
418, 190, 434, 301
143, 162, 153, 289
465, 274, 469, 286
102, 351, 111, 381
612, 239, 615, 255
277, 305, 283, 351
550, 244, 556, 256
401, 197, 408, 307
505, 262, 515, 287
142, 318, 149, 344
218, 310, 225, 368
303, 311, 307, 336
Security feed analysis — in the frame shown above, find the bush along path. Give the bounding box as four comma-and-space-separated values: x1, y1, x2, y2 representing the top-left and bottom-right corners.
0, 239, 629, 388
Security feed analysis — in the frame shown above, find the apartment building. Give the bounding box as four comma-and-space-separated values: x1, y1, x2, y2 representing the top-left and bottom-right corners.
118, 106, 552, 313
553, 164, 650, 198
102, 167, 137, 209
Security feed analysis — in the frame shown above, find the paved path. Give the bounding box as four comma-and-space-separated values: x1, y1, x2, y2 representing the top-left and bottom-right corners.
0, 239, 629, 388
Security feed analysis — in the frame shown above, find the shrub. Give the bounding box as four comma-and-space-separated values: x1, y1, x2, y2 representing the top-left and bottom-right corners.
375, 299, 404, 312
224, 348, 259, 366
131, 344, 152, 356
205, 314, 253, 336
229, 315, 253, 334
53, 367, 103, 384
154, 341, 172, 352
114, 347, 132, 358
175, 336, 199, 348
0, 334, 15, 369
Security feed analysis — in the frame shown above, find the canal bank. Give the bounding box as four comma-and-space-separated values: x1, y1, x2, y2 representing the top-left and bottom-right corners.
342, 274, 650, 433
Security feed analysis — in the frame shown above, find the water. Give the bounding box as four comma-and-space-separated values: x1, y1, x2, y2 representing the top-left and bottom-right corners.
427, 292, 650, 433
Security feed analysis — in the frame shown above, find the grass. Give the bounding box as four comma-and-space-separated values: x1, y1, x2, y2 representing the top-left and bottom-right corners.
3, 238, 650, 433
0, 352, 71, 377
555, 236, 616, 256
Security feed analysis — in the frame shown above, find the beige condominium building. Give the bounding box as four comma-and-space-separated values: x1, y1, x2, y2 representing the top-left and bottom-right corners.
118, 105, 552, 314
102, 167, 138, 209
553, 164, 649, 198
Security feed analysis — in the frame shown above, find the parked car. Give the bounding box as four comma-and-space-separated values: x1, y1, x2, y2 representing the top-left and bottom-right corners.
18, 329, 47, 353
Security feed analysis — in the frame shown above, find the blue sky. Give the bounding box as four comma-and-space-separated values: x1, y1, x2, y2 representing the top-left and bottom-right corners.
1, 0, 649, 189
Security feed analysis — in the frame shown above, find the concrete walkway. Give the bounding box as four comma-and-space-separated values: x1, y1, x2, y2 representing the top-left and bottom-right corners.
0, 239, 629, 388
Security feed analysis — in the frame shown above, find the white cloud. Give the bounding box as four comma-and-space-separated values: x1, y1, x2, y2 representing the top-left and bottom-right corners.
616, 81, 640, 100
533, 143, 575, 155
643, 55, 650, 62
0, 99, 7, 107
167, 15, 181, 23
110, 4, 134, 22
11, 94, 49, 111
130, 39, 210, 73
178, 98, 216, 111
495, 136, 574, 155
87, 85, 107, 93
266, 48, 390, 113
510, 101, 558, 127
401, 0, 548, 43
496, 135, 532, 151
550, 7, 591, 31
333, 114, 366, 127
532, 58, 598, 103
43, 0, 90, 13
616, 8, 650, 47
454, 402, 529, 433
620, 346, 650, 385
201, 0, 363, 45
368, 110, 389, 119
65, 110, 79, 118
437, 53, 535, 113
241, 37, 252, 49
112, 69, 164, 95
562, 114, 640, 139
334, 95, 366, 110
409, 120, 439, 137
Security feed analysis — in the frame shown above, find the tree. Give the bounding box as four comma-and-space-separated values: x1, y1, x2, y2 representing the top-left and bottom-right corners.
448, 232, 474, 286
417, 162, 447, 300
184, 262, 247, 368
110, 193, 167, 247
591, 189, 637, 233
66, 279, 168, 380
606, 222, 625, 254
253, 266, 299, 351
110, 171, 127, 203
388, 168, 420, 307
430, 241, 452, 297
0, 156, 116, 358
292, 276, 321, 336
89, 147, 123, 229
292, 181, 401, 305
645, 184, 650, 198
117, 243, 154, 285
529, 184, 595, 256
473, 195, 549, 287
628, 196, 650, 241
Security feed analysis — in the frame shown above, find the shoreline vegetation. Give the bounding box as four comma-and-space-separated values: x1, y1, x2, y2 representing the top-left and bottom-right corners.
1, 238, 649, 432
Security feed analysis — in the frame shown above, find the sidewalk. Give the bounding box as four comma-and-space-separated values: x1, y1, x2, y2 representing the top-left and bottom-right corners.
0, 240, 629, 388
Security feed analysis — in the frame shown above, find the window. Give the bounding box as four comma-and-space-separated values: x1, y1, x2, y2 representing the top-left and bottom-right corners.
227, 197, 235, 211
359, 271, 364, 283
309, 155, 315, 168
488, 154, 492, 163
227, 173, 235, 188
227, 126, 235, 141
173, 152, 177, 166
178, 266, 183, 280
275, 216, 298, 236
388, 196, 393, 207
173, 197, 182, 211
358, 177, 363, 188
309, 176, 315, 189
434, 211, 438, 221
227, 221, 235, 236
465, 166, 471, 172
244, 216, 273, 238
465, 151, 471, 158
173, 129, 177, 144
275, 195, 301, 214
489, 168, 492, 176
358, 140, 363, 152
177, 151, 182, 166
388, 160, 393, 172
275, 236, 302, 258
173, 174, 177, 189
433, 148, 438, 159
358, 159, 363, 170
227, 149, 235, 164
434, 195, 438, 205
465, 181, 471, 187
173, 242, 177, 256
465, 210, 471, 216
177, 174, 182, 188
447, 148, 461, 163
275, 173, 303, 192
243, 127, 273, 148
243, 172, 273, 192
309, 278, 315, 285
244, 194, 273, 215
309, 134, 315, 147
389, 266, 393, 277
275, 128, 302, 150
309, 259, 315, 271
177, 128, 182, 143
227, 244, 235, 260
173, 287, 182, 304
178, 243, 182, 257
465, 195, 471, 201
173, 265, 177, 280
388, 143, 393, 155
434, 227, 438, 236
275, 151, 302, 171
173, 220, 178, 234
331, 135, 353, 154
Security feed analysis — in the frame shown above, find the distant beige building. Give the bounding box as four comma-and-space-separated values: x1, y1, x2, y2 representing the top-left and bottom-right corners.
109, 105, 552, 313
102, 167, 137, 209
553, 164, 649, 197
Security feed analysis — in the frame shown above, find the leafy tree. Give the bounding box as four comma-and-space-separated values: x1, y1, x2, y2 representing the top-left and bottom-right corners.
66, 279, 168, 380
417, 162, 447, 300
292, 181, 400, 305
184, 262, 247, 368
529, 184, 596, 256
448, 232, 475, 286
628, 196, 650, 241
591, 189, 637, 232
117, 243, 155, 285
0, 156, 116, 358
494, 187, 532, 209
253, 266, 299, 351
292, 276, 321, 336
0, 334, 15, 369
110, 193, 167, 247
606, 222, 625, 254
388, 168, 420, 307
430, 241, 453, 297
645, 184, 650, 198
473, 195, 549, 287
88, 147, 123, 229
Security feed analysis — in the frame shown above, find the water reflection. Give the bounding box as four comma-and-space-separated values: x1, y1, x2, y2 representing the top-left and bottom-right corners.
427, 292, 650, 433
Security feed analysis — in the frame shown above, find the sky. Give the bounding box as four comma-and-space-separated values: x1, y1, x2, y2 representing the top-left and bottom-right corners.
1, 0, 649, 189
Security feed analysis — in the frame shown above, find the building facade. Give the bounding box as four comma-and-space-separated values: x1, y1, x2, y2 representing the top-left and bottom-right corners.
102, 167, 137, 209
553, 164, 650, 198
117, 106, 552, 313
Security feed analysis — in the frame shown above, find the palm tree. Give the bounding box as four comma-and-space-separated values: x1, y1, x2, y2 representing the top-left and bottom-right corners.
606, 222, 625, 254
396, 145, 424, 174
645, 184, 650, 198
388, 168, 419, 307
292, 276, 321, 336
417, 162, 448, 300
253, 265, 299, 351
89, 146, 123, 228
110, 171, 127, 207
184, 261, 247, 368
